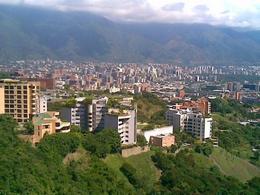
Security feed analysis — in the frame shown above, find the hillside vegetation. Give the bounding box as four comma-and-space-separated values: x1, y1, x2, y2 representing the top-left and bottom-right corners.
211, 98, 260, 166
0, 114, 259, 194
210, 148, 260, 182
104, 151, 160, 193
134, 93, 167, 128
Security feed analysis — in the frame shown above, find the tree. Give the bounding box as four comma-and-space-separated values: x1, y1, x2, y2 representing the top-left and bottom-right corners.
24, 120, 34, 135
70, 125, 81, 133
194, 142, 213, 156
137, 134, 147, 147
120, 163, 143, 188
170, 145, 178, 153
82, 129, 121, 158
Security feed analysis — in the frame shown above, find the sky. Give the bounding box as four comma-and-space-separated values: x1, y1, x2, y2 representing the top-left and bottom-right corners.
1, 0, 260, 28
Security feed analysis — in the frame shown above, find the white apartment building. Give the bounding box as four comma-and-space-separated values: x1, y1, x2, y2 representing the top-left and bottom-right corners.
60, 96, 108, 131
60, 97, 88, 130
184, 112, 212, 139
36, 95, 48, 113
87, 97, 108, 132
104, 109, 137, 145
166, 109, 212, 140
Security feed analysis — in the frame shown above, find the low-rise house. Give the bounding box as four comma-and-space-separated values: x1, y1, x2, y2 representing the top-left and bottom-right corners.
143, 126, 173, 142
150, 134, 175, 147
32, 111, 70, 144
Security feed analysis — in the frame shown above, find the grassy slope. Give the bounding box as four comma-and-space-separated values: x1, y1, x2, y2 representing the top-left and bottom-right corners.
104, 151, 160, 189
209, 147, 260, 182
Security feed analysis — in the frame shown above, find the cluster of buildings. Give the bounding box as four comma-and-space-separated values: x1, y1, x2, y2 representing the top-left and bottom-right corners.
166, 97, 212, 140
224, 81, 260, 104
0, 79, 137, 145
1, 60, 259, 105
1, 59, 258, 148
60, 96, 137, 145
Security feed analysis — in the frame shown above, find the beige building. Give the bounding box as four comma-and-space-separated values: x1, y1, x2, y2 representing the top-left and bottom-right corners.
32, 112, 70, 144
150, 134, 175, 147
104, 108, 137, 145
0, 79, 40, 123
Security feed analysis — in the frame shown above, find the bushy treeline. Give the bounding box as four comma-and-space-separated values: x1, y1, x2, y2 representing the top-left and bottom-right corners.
211, 97, 255, 119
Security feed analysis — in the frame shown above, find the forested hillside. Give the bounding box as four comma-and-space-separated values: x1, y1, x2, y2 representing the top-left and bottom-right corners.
0, 114, 259, 194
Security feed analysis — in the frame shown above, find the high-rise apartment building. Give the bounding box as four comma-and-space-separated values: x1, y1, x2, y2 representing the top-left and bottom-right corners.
0, 79, 40, 123
60, 96, 108, 131
104, 108, 137, 145
87, 97, 108, 132
166, 109, 212, 140
60, 97, 88, 130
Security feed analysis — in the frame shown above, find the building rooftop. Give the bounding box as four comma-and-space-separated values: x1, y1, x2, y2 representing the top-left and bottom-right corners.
33, 112, 59, 126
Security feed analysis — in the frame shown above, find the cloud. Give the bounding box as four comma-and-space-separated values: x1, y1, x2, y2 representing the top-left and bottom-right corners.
0, 0, 260, 28
193, 4, 209, 13
162, 2, 185, 12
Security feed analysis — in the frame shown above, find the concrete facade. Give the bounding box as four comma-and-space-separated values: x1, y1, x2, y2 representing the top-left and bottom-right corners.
32, 112, 70, 144
143, 126, 173, 142
60, 97, 88, 130
87, 97, 108, 132
150, 134, 175, 147
104, 109, 137, 145
166, 109, 212, 140
0, 79, 40, 123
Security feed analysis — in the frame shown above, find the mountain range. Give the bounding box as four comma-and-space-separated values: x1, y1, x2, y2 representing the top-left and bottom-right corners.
1, 5, 260, 65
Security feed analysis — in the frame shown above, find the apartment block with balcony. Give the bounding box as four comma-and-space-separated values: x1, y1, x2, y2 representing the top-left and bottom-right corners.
184, 112, 212, 140
60, 96, 108, 131
86, 97, 108, 132
104, 108, 137, 145
60, 97, 88, 130
0, 79, 40, 123
166, 108, 212, 140
32, 112, 70, 144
